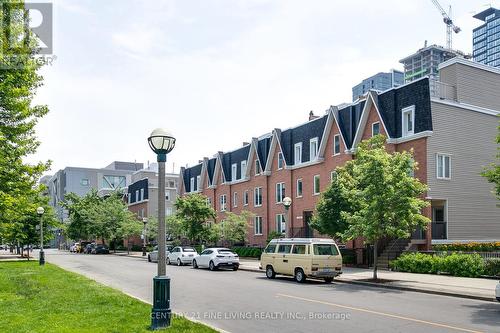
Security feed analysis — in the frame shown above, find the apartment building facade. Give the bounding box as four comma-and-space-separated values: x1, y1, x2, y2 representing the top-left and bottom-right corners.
179, 58, 499, 251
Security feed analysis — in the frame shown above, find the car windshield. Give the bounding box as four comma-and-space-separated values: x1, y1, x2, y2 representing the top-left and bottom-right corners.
313, 244, 339, 256
182, 247, 195, 252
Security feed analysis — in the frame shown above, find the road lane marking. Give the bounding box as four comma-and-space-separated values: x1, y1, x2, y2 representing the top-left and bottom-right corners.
276, 293, 484, 333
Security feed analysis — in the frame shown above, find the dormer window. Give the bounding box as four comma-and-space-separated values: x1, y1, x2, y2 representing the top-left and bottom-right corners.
294, 143, 302, 165
190, 177, 195, 192
196, 175, 201, 190
278, 152, 284, 170
241, 160, 247, 178
310, 137, 318, 161
255, 160, 261, 175
372, 122, 380, 136
402, 106, 415, 137
231, 163, 237, 181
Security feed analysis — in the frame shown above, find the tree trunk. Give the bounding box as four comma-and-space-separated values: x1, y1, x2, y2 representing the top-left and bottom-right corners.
26, 246, 29, 261
373, 240, 378, 280
127, 237, 130, 255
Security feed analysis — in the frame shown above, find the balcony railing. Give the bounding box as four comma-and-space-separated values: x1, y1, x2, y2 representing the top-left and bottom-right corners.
430, 80, 457, 101
431, 222, 447, 240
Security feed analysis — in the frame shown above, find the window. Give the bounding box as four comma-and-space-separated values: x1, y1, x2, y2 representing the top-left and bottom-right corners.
276, 214, 286, 233
294, 143, 302, 165
127, 194, 131, 204
243, 190, 249, 206
168, 181, 175, 188
313, 244, 339, 255
277, 243, 291, 253
190, 177, 195, 192
165, 190, 170, 201
313, 175, 320, 195
135, 190, 139, 202
254, 187, 262, 207
231, 164, 237, 181
196, 175, 201, 190
254, 216, 263, 235
206, 197, 211, 207
102, 175, 126, 189
233, 192, 238, 207
292, 244, 306, 254
255, 160, 261, 175
310, 137, 318, 160
402, 106, 415, 137
278, 152, 284, 169
408, 159, 415, 178
275, 182, 285, 203
241, 161, 247, 178
372, 122, 380, 136
330, 171, 337, 182
437, 154, 451, 179
140, 188, 144, 201
81, 179, 89, 186
333, 135, 341, 155
265, 244, 276, 253
296, 179, 303, 197
166, 207, 172, 216
220, 194, 227, 211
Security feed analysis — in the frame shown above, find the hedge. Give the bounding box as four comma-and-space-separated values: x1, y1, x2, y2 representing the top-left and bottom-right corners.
432, 242, 500, 252
484, 258, 500, 277
390, 252, 485, 278
232, 247, 262, 258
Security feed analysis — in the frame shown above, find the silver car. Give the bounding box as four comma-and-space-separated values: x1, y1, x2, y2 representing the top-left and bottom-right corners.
192, 248, 239, 271
148, 245, 174, 263
167, 246, 198, 266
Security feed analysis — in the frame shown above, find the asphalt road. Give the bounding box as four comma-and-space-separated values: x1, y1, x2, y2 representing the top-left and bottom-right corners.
45, 250, 499, 333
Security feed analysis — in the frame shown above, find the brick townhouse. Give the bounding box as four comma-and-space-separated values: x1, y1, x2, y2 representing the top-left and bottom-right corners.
179, 58, 500, 259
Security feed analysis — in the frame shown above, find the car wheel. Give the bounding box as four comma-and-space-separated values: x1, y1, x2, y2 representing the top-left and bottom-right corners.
209, 261, 216, 271
324, 277, 334, 283
177, 258, 182, 266
232, 265, 239, 271
166, 257, 171, 265
295, 268, 306, 283
148, 255, 151, 262
193, 260, 198, 269
266, 265, 276, 279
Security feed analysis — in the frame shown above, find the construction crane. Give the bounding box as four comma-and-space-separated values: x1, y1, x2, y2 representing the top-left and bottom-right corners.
430, 0, 461, 49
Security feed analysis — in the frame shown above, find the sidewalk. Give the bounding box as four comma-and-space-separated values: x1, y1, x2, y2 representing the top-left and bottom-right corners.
0, 250, 32, 261
238, 259, 499, 302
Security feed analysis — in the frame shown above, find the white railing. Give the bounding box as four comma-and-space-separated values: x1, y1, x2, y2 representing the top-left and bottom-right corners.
430, 80, 457, 101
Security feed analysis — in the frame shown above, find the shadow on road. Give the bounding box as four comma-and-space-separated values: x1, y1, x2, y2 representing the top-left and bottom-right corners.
462, 302, 500, 327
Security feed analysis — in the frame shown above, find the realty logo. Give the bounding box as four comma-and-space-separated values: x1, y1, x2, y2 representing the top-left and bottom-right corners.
1, 2, 53, 55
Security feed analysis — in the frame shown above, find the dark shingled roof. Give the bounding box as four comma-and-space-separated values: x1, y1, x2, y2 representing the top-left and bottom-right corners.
257, 136, 272, 169
338, 101, 364, 149
221, 145, 250, 182
279, 114, 328, 165
127, 178, 148, 204
207, 158, 216, 185
183, 163, 202, 192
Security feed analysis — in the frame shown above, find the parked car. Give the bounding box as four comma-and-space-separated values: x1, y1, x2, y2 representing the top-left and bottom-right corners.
167, 246, 198, 266
192, 248, 239, 271
260, 238, 343, 283
91, 244, 109, 254
84, 243, 96, 254
148, 245, 174, 262
496, 281, 500, 302
70, 242, 80, 253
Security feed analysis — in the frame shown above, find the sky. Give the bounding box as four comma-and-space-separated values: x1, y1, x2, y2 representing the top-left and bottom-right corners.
29, 0, 498, 176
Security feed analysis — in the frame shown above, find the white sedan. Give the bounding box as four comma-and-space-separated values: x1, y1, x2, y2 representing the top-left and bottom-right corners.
167, 246, 198, 266
192, 248, 239, 271
148, 245, 174, 263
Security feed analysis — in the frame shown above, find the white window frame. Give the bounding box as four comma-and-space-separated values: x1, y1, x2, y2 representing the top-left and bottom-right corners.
140, 188, 144, 201
275, 214, 285, 233
278, 152, 284, 170
243, 190, 249, 206
330, 171, 337, 182
254, 187, 262, 207
296, 178, 303, 198
402, 105, 415, 137
333, 135, 341, 155
190, 177, 195, 192
294, 143, 302, 165
165, 190, 170, 201
310, 137, 318, 161
372, 122, 380, 137
241, 160, 247, 179
436, 153, 451, 180
220, 194, 227, 211
313, 175, 320, 195
233, 192, 238, 207
135, 190, 139, 202
255, 160, 261, 175
206, 197, 211, 207
231, 163, 237, 181
128, 194, 131, 204
254, 216, 263, 235
196, 175, 201, 190
275, 182, 285, 203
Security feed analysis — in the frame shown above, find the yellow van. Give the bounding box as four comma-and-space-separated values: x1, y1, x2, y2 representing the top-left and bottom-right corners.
260, 238, 342, 283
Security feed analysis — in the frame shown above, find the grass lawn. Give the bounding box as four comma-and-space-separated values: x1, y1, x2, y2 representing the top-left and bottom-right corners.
0, 261, 217, 333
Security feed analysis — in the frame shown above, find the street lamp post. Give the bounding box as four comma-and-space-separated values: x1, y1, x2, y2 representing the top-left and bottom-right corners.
148, 128, 175, 330
37, 207, 45, 265
142, 217, 148, 256
283, 197, 292, 238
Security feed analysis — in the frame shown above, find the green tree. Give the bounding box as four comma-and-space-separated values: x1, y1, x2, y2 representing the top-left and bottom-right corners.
0, 1, 51, 246
118, 218, 143, 254
339, 135, 430, 280
481, 117, 500, 200
174, 193, 216, 243
220, 211, 253, 247
63, 190, 101, 241
310, 171, 352, 239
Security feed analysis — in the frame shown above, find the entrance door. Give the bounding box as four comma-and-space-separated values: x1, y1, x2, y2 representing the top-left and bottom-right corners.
303, 211, 313, 238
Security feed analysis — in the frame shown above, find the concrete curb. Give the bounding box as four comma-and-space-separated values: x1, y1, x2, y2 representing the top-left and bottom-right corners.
334, 278, 496, 303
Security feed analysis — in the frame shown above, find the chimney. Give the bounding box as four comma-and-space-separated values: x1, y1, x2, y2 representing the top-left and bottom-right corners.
309, 110, 319, 121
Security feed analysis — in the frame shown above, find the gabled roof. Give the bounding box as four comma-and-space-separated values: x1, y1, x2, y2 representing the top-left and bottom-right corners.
182, 163, 202, 192
337, 101, 364, 149
206, 157, 217, 185
257, 135, 272, 170
221, 145, 250, 182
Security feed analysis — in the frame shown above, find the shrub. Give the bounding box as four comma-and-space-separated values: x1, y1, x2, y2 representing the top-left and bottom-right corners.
232, 247, 262, 258
484, 258, 500, 277
433, 242, 500, 252
391, 252, 485, 278
267, 231, 283, 243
